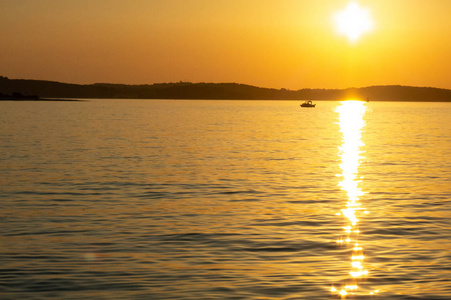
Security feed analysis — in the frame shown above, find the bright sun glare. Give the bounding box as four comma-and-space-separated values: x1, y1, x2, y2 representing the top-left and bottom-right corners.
334, 2, 373, 42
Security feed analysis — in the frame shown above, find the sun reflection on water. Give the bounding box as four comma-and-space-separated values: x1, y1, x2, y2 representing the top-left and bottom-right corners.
330, 101, 378, 297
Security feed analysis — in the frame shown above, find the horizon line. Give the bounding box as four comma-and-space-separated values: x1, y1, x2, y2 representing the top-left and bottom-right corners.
1, 75, 450, 92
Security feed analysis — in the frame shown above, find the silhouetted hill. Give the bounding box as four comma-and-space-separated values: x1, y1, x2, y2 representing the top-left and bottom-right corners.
1, 76, 450, 101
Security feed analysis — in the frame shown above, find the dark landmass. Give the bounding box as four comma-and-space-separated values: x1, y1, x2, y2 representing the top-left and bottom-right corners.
1, 76, 450, 101
0, 93, 82, 102
0, 89, 82, 102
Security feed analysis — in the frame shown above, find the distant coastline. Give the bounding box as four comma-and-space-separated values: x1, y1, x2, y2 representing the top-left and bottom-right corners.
0, 91, 82, 102
1, 76, 451, 102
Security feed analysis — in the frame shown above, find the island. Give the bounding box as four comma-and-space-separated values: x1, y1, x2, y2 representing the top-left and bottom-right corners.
1, 76, 450, 102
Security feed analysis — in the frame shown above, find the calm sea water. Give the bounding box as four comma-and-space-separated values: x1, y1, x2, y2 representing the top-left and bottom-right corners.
0, 100, 450, 299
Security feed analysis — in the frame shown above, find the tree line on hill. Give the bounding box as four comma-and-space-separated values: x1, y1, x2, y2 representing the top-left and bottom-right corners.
1, 76, 450, 101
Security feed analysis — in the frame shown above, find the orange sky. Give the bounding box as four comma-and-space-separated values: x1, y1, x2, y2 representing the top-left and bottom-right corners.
1, 0, 450, 89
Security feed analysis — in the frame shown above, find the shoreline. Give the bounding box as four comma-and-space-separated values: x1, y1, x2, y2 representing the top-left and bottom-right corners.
0, 98, 85, 102
1, 98, 450, 102
2, 77, 451, 102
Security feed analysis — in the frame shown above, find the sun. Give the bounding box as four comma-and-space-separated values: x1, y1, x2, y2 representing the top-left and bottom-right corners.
334, 2, 373, 42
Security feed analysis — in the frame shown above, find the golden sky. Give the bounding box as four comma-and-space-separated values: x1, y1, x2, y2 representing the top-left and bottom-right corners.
1, 0, 450, 89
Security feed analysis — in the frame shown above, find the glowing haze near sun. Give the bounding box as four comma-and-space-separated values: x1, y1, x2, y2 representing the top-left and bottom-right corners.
334, 2, 373, 42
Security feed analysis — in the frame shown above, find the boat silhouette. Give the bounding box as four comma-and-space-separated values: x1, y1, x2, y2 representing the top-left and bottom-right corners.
300, 100, 316, 107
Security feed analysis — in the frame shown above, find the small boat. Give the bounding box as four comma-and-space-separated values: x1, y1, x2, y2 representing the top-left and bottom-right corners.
300, 100, 316, 107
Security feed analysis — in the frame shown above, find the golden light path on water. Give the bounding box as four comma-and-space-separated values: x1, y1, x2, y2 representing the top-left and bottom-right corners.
330, 101, 379, 297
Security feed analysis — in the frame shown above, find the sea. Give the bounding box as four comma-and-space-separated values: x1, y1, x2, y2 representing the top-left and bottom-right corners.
0, 99, 450, 299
